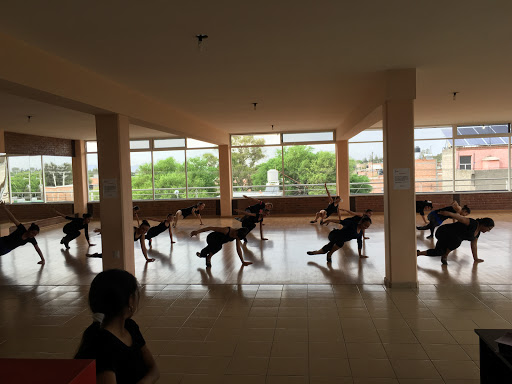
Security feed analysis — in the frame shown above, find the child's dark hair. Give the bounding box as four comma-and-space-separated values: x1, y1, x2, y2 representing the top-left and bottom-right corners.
133, 206, 140, 211
360, 216, 372, 224
476, 217, 494, 228
425, 201, 433, 209
83, 213, 92, 219
141, 220, 150, 228
236, 227, 250, 239
197, 202, 205, 207
28, 223, 40, 232
89, 269, 139, 321
462, 205, 471, 214
365, 209, 373, 213
166, 213, 173, 219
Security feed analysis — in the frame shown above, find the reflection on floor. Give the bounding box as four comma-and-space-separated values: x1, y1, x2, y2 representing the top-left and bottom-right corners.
0, 212, 510, 382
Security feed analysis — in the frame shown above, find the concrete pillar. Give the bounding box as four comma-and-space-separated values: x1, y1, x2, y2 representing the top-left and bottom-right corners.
336, 140, 350, 210
95, 114, 135, 273
383, 69, 417, 287
0, 129, 5, 153
72, 140, 88, 216
218, 144, 233, 217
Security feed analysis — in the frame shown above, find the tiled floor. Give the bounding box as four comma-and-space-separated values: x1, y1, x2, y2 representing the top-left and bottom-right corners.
3, 282, 512, 383
1, 212, 512, 382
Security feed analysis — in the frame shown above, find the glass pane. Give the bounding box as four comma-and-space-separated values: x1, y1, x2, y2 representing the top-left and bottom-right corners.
187, 139, 217, 148
348, 142, 384, 194
186, 149, 220, 198
87, 154, 100, 201
457, 124, 510, 136
455, 136, 509, 191
349, 129, 383, 143
414, 139, 453, 193
154, 138, 186, 149
282, 132, 334, 143
130, 152, 153, 200
86, 141, 97, 153
8, 156, 43, 203
231, 146, 282, 197
43, 156, 73, 202
231, 134, 281, 146
153, 150, 186, 199
283, 144, 336, 196
130, 140, 150, 150
415, 126, 452, 140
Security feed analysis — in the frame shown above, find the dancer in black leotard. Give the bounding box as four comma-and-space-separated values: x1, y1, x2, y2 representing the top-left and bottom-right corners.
190, 226, 252, 268
416, 200, 433, 224
173, 202, 205, 228
242, 195, 274, 214
234, 208, 269, 243
417, 211, 493, 265
307, 216, 372, 263
0, 202, 45, 264
310, 183, 341, 225
324, 208, 373, 239
134, 220, 155, 262
145, 214, 175, 247
54, 209, 94, 249
417, 201, 470, 238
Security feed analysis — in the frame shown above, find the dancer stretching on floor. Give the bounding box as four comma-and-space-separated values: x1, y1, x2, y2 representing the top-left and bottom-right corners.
173, 202, 205, 228
310, 183, 341, 225
416, 200, 433, 224
87, 221, 156, 262
417, 201, 470, 239
190, 226, 252, 268
234, 208, 269, 243
324, 208, 373, 239
307, 216, 372, 263
417, 211, 493, 265
54, 209, 94, 249
145, 214, 175, 247
241, 195, 274, 215
0, 202, 45, 264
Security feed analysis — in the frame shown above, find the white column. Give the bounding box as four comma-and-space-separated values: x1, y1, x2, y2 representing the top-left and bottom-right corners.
383, 69, 418, 287
96, 114, 135, 273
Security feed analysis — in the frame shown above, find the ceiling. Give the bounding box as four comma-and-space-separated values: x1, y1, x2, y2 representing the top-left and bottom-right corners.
1, 1, 512, 140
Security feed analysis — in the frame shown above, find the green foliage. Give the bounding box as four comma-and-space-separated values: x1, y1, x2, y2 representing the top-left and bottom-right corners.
43, 162, 73, 187
231, 136, 265, 188
9, 168, 42, 200
350, 173, 372, 194
130, 153, 219, 200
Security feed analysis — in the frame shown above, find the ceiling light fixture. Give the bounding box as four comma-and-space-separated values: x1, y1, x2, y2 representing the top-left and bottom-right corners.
195, 34, 208, 51
27, 115, 32, 123
252, 102, 258, 110
452, 92, 459, 101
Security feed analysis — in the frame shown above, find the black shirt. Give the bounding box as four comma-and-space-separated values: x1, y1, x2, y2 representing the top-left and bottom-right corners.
416, 201, 431, 216
64, 217, 89, 241
325, 202, 338, 216
75, 319, 148, 384
444, 218, 480, 241
338, 219, 364, 249
247, 201, 265, 214
0, 224, 37, 255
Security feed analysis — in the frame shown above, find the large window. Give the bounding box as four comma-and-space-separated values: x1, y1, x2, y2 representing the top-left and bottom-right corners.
351, 123, 512, 194
7, 155, 73, 203
414, 127, 453, 193
86, 138, 219, 201
231, 132, 336, 197
348, 130, 383, 194
454, 134, 509, 192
